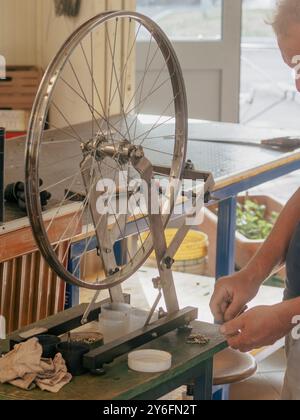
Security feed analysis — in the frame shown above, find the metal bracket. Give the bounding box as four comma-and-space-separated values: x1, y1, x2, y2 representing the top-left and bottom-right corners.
153, 164, 215, 203
131, 155, 180, 314
83, 307, 198, 371
80, 155, 124, 303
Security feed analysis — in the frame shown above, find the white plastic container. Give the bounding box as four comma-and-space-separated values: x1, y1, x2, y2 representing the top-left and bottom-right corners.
128, 308, 149, 332
99, 303, 131, 343
128, 350, 172, 373
99, 316, 127, 343
101, 303, 131, 319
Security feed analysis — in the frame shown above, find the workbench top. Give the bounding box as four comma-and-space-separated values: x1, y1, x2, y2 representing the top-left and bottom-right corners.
0, 321, 226, 400
3, 117, 300, 226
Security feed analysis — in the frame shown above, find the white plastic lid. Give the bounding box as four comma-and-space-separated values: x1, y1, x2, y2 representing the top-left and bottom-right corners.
128, 349, 172, 373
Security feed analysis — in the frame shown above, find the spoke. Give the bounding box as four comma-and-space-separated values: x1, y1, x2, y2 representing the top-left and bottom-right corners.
52, 101, 86, 144
45, 166, 86, 233
141, 134, 175, 141
79, 37, 108, 133
42, 171, 82, 193
57, 175, 98, 265
112, 63, 174, 136
117, 42, 161, 125
121, 19, 135, 107
105, 19, 123, 159
100, 160, 150, 267
71, 162, 121, 275
109, 41, 163, 135
42, 166, 88, 192
42, 119, 85, 145
68, 59, 105, 137
56, 150, 99, 262
83, 149, 100, 279
136, 94, 179, 147
109, 21, 141, 114
106, 19, 117, 147
59, 76, 126, 141
136, 114, 176, 146
39, 152, 83, 171
106, 19, 132, 144
116, 160, 151, 233
91, 32, 95, 139
53, 193, 88, 256
123, 72, 175, 135
119, 176, 149, 255
142, 146, 174, 157
97, 162, 134, 266
133, 33, 154, 144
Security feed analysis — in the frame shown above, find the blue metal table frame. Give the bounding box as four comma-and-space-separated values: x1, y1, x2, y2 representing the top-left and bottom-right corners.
214, 157, 300, 279
67, 154, 300, 307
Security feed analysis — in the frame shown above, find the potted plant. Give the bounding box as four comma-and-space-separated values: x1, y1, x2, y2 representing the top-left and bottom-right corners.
200, 194, 285, 280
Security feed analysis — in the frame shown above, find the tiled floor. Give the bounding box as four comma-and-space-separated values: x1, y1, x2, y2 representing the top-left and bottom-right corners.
161, 349, 287, 401
230, 349, 286, 400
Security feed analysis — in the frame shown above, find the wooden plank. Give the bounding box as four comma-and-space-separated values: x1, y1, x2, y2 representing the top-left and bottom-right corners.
17, 255, 31, 328
27, 253, 38, 325
54, 242, 68, 314
13, 257, 23, 331
36, 257, 48, 321
0, 263, 4, 313
0, 211, 82, 262
3, 261, 12, 332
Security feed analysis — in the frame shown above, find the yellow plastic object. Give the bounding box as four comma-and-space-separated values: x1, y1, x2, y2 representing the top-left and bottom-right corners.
142, 229, 208, 262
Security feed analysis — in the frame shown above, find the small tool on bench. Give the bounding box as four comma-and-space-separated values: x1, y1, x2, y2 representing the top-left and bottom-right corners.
4, 179, 51, 213
163, 135, 300, 152
261, 136, 300, 151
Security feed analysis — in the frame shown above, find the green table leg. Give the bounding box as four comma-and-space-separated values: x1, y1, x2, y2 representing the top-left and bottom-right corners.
193, 358, 214, 401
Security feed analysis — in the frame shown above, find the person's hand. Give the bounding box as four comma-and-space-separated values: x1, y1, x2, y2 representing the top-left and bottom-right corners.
210, 271, 260, 324
220, 304, 294, 353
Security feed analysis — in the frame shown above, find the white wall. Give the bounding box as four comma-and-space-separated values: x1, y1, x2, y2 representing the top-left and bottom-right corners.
0, 0, 136, 67
0, 0, 136, 123
0, 0, 39, 65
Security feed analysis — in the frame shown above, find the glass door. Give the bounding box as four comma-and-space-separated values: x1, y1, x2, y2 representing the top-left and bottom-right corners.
136, 0, 242, 122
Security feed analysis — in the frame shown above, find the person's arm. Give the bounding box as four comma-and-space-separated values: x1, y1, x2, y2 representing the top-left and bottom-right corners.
210, 188, 300, 323
242, 187, 300, 288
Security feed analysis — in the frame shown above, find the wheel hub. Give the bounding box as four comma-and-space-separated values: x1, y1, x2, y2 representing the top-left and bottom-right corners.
81, 135, 144, 165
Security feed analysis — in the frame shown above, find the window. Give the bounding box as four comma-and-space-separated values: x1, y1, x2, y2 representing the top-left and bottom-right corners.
137, 0, 223, 41
242, 0, 276, 43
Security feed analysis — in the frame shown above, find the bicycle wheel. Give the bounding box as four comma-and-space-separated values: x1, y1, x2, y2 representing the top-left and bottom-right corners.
25, 11, 188, 291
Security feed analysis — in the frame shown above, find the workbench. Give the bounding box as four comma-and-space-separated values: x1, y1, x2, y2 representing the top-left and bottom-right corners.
0, 321, 226, 400
3, 117, 300, 305
65, 116, 300, 303
1, 117, 300, 400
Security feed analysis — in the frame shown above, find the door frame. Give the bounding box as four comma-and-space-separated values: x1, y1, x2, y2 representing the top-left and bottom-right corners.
136, 0, 242, 123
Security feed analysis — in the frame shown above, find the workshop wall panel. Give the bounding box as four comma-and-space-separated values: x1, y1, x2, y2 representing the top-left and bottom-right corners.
0, 0, 39, 65
37, 0, 136, 127
0, 243, 68, 334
